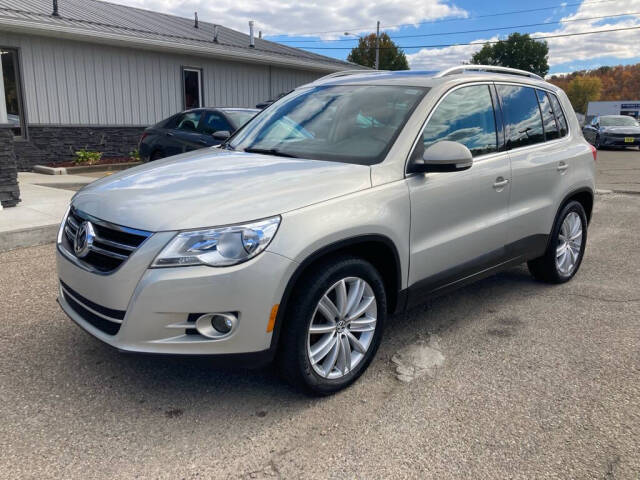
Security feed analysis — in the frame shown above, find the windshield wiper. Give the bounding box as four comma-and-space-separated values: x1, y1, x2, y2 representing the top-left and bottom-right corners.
244, 147, 298, 158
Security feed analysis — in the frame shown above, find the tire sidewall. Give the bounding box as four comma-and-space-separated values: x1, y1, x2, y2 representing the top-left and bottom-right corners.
291, 258, 387, 395
551, 201, 588, 282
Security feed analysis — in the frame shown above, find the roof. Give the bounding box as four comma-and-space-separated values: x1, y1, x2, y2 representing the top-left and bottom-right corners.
0, 0, 360, 72
310, 69, 553, 90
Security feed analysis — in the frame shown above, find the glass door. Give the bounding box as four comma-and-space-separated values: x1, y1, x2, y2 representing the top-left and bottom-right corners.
0, 48, 24, 137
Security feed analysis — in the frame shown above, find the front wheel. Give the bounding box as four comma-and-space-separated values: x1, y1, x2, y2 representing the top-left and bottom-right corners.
277, 256, 386, 395
528, 201, 588, 284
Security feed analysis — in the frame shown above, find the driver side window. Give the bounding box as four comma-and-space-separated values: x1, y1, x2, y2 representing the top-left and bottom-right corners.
414, 85, 498, 161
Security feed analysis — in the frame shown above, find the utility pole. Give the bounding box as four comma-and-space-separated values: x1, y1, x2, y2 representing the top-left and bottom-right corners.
375, 20, 380, 70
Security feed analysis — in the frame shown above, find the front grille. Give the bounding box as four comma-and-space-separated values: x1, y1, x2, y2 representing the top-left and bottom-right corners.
60, 281, 126, 336
61, 208, 151, 273
607, 133, 640, 139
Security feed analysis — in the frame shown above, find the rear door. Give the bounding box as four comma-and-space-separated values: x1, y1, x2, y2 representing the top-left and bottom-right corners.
407, 83, 511, 292
497, 84, 571, 254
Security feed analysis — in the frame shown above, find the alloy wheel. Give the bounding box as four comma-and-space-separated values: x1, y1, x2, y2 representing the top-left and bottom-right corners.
307, 277, 377, 379
556, 211, 583, 275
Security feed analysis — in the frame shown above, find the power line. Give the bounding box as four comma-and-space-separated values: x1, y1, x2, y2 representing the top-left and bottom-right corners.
274, 0, 618, 37
276, 11, 640, 43
290, 25, 640, 50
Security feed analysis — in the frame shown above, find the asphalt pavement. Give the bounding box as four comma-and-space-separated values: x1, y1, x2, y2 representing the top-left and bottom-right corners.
1, 151, 639, 479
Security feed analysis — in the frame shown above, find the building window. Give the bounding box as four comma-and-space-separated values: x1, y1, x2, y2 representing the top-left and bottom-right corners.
182, 67, 202, 110
0, 48, 24, 137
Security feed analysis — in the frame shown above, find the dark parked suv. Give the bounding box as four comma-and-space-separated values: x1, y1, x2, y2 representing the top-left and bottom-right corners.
139, 108, 258, 161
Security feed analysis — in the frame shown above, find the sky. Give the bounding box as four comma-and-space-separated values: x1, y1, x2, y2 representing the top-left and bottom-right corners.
108, 0, 640, 75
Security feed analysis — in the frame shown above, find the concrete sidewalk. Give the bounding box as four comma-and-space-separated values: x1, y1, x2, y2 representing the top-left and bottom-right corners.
0, 172, 95, 252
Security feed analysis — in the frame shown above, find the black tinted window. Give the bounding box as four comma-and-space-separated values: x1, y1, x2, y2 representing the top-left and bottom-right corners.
549, 93, 568, 137
200, 111, 232, 134
418, 85, 497, 158
171, 112, 201, 131
497, 85, 544, 148
536, 90, 559, 141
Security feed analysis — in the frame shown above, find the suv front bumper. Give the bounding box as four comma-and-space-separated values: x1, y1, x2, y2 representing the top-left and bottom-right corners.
56, 243, 296, 360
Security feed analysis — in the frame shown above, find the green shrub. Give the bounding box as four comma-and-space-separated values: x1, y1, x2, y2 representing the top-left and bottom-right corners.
129, 149, 141, 162
74, 149, 103, 165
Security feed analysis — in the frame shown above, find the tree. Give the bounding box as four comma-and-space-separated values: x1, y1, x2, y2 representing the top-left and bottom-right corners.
565, 76, 602, 114
470, 33, 549, 78
548, 63, 640, 102
347, 33, 409, 70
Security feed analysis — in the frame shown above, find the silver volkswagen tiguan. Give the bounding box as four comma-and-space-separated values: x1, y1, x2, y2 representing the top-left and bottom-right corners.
57, 66, 596, 394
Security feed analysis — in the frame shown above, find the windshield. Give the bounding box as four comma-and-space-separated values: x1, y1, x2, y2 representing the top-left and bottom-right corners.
224, 110, 258, 129
601, 116, 639, 127
229, 85, 428, 165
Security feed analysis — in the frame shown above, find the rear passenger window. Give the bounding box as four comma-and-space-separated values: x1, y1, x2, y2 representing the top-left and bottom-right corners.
536, 90, 559, 141
497, 85, 544, 149
417, 84, 498, 158
548, 93, 569, 137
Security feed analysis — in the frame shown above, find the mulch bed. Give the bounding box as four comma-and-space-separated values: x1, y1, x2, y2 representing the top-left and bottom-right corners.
46, 157, 137, 168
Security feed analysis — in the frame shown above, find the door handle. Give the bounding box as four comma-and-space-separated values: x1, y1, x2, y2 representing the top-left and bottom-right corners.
557, 162, 569, 172
198, 139, 208, 144
166, 132, 174, 137
493, 177, 509, 189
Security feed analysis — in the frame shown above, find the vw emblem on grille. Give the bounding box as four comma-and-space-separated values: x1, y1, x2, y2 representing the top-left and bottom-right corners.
74, 220, 95, 258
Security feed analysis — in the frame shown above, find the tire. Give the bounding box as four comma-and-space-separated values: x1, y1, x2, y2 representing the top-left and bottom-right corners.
594, 135, 601, 150
277, 256, 387, 395
527, 201, 588, 284
150, 150, 164, 161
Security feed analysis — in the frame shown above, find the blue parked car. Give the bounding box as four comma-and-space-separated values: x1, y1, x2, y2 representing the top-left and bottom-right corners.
139, 107, 258, 161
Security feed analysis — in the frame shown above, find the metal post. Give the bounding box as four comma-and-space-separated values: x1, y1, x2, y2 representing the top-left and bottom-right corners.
375, 21, 380, 70
194, 12, 199, 28
52, 0, 59, 17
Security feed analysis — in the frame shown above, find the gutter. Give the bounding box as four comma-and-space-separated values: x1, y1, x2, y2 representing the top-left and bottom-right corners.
0, 17, 358, 73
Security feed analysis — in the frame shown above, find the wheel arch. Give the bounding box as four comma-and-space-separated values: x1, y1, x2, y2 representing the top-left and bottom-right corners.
561, 187, 594, 224
544, 187, 594, 252
269, 234, 404, 351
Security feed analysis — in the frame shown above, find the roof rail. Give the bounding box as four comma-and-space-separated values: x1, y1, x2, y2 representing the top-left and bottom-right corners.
316, 69, 387, 81
435, 65, 543, 80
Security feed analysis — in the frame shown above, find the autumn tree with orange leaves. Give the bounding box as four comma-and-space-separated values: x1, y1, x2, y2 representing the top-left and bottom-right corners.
548, 63, 640, 113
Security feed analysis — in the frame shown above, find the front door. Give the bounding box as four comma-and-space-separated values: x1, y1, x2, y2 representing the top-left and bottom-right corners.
168, 111, 205, 156
407, 84, 511, 294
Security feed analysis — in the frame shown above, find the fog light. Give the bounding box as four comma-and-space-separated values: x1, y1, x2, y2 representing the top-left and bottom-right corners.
195, 313, 238, 339
212, 315, 233, 334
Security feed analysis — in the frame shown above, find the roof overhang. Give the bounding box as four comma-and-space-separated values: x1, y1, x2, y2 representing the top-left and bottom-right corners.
0, 17, 356, 73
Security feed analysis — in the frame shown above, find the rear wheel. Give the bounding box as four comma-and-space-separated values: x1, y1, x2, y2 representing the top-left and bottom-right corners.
528, 201, 587, 284
277, 256, 386, 395
150, 150, 164, 161
594, 135, 601, 150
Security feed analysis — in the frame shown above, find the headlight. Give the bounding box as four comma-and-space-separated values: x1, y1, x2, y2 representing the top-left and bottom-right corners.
151, 216, 281, 268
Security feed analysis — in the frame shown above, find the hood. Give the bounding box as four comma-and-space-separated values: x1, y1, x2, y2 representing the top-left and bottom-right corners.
71, 149, 371, 231
601, 126, 640, 134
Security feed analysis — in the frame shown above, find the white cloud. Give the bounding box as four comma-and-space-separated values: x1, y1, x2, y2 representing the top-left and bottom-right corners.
407, 0, 640, 71
107, 0, 467, 39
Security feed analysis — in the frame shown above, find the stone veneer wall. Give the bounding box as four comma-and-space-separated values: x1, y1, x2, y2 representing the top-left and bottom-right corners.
15, 126, 147, 170
0, 127, 20, 207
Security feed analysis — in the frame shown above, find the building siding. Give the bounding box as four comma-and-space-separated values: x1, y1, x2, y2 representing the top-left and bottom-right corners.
0, 31, 323, 126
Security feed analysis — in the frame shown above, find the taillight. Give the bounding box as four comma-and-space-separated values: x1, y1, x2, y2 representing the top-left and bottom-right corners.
589, 144, 597, 162
140, 132, 148, 142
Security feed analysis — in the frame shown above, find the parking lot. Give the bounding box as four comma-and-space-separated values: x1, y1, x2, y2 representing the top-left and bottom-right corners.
1, 149, 639, 479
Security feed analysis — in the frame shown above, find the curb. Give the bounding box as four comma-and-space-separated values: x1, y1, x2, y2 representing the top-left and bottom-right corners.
33, 162, 141, 175
0, 224, 59, 253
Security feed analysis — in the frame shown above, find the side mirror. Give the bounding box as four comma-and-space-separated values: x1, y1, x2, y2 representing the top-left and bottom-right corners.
409, 140, 473, 173
212, 130, 231, 141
